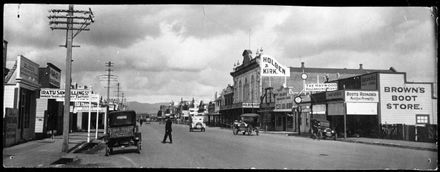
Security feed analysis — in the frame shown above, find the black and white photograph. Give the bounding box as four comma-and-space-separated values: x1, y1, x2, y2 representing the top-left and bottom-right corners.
2, 3, 438, 170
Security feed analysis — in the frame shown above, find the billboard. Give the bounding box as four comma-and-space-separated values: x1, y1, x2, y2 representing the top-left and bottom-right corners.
305, 83, 337, 92
379, 73, 433, 125
48, 67, 61, 87
345, 91, 379, 103
40, 88, 99, 102
260, 55, 290, 77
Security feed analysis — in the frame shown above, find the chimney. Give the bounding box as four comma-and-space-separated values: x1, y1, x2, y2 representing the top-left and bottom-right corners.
359, 64, 363, 70
301, 62, 305, 68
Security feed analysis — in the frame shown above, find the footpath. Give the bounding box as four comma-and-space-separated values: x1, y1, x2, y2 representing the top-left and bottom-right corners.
3, 124, 437, 168
260, 130, 437, 152
3, 131, 105, 168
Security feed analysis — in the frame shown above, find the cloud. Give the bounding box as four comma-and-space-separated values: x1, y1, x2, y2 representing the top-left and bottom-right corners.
3, 5, 436, 104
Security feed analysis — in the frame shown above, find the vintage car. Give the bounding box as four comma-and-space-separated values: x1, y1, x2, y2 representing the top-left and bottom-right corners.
105, 110, 141, 156
189, 115, 206, 132
311, 118, 337, 140
233, 113, 260, 136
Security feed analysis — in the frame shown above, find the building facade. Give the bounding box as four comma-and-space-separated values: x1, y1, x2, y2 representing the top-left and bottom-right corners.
220, 49, 397, 132
35, 63, 63, 138
311, 71, 437, 141
4, 55, 40, 146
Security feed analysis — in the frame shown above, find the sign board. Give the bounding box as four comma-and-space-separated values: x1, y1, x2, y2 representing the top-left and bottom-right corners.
326, 90, 344, 100
345, 91, 379, 103
17, 55, 39, 85
260, 55, 290, 77
361, 73, 377, 90
74, 102, 98, 107
48, 67, 61, 87
379, 73, 433, 125
274, 88, 294, 110
242, 103, 260, 108
73, 107, 106, 113
40, 89, 98, 102
305, 83, 337, 92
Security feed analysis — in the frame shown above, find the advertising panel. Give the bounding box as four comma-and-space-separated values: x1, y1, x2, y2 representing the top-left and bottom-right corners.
379, 73, 433, 125
326, 90, 344, 100
361, 73, 377, 90
17, 55, 39, 86
242, 103, 260, 108
305, 83, 337, 92
40, 89, 98, 102
49, 67, 61, 87
260, 55, 290, 77
345, 91, 379, 103
274, 88, 294, 110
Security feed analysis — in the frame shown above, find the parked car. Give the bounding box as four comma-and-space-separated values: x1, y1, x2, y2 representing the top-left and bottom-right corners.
312, 118, 337, 140
189, 115, 206, 132
104, 110, 141, 156
233, 113, 260, 136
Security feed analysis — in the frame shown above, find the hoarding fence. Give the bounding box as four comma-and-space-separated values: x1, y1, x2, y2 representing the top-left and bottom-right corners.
380, 124, 437, 143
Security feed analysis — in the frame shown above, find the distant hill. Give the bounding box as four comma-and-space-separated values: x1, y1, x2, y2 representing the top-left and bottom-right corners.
127, 101, 170, 115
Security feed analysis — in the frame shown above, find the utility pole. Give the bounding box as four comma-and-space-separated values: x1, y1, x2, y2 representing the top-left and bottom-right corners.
121, 92, 125, 110
48, 4, 94, 153
105, 61, 114, 105
117, 82, 120, 103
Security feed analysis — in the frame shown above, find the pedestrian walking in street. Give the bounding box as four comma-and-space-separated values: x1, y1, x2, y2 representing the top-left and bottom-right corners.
162, 116, 173, 143
140, 117, 143, 126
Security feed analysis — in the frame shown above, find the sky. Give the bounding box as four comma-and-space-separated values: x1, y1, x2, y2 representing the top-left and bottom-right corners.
3, 4, 437, 104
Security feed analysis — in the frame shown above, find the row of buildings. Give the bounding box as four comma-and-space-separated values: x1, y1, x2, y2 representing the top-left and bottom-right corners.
3, 40, 122, 147
205, 49, 436, 142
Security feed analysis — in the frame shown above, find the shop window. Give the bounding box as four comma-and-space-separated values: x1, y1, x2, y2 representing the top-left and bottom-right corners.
416, 115, 429, 124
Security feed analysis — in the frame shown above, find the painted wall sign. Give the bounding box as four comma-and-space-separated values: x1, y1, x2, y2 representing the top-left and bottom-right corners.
17, 55, 39, 85
48, 67, 61, 87
345, 91, 379, 103
274, 88, 294, 110
305, 83, 337, 92
379, 73, 433, 125
260, 55, 290, 77
361, 73, 377, 90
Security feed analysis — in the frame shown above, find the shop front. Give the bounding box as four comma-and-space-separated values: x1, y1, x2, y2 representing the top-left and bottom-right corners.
325, 90, 379, 137
35, 63, 62, 138
273, 87, 295, 131
4, 55, 40, 145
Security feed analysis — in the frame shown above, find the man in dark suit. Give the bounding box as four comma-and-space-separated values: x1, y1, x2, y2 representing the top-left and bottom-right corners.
162, 116, 173, 143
